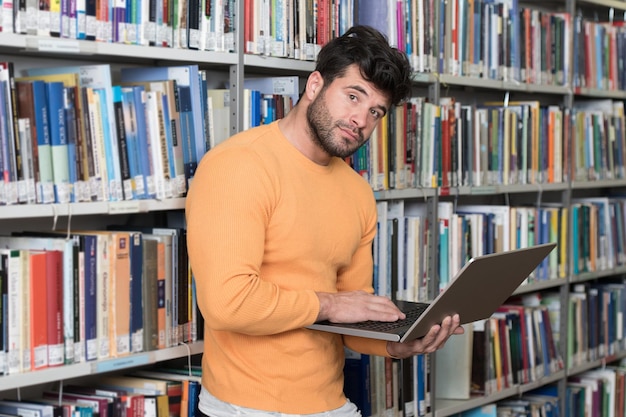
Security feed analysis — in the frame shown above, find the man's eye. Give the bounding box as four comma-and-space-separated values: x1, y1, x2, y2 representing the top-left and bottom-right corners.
349, 94, 358, 101
371, 110, 381, 119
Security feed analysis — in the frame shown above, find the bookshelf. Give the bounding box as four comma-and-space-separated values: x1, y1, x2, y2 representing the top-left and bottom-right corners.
0, 0, 625, 415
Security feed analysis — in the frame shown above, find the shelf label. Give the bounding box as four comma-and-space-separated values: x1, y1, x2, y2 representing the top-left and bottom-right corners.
108, 200, 141, 214
96, 354, 150, 373
469, 186, 497, 195
37, 39, 81, 53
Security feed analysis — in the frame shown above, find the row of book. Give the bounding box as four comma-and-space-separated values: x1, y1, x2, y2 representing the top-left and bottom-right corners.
0, 225, 200, 375
457, 387, 561, 417
344, 350, 429, 417
568, 281, 626, 369
344, 299, 563, 416
373, 200, 567, 302
354, 96, 570, 191
460, 362, 626, 417
0, 0, 625, 88
350, 96, 626, 192
0, 61, 298, 205
573, 17, 626, 92
429, 1, 571, 85
469, 301, 564, 398
570, 197, 626, 276
0, 367, 203, 417
343, 310, 626, 416
1, 0, 236, 51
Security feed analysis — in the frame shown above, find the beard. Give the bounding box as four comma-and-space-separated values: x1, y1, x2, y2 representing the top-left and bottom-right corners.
306, 89, 366, 159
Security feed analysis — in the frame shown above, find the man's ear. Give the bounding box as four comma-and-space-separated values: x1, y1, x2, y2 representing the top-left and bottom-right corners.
305, 71, 324, 99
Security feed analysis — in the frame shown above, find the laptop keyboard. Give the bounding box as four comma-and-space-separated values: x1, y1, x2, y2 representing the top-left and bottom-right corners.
339, 302, 429, 333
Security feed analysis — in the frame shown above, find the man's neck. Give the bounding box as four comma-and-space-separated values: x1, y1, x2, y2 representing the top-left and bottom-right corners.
278, 107, 331, 166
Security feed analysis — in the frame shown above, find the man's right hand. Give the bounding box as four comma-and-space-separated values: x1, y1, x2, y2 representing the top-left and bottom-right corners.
315, 290, 406, 323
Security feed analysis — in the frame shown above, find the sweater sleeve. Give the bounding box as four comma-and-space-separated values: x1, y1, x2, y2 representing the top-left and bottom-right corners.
186, 146, 320, 336
334, 194, 395, 357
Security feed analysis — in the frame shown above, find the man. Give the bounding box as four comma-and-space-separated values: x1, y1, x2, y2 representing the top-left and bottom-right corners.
185, 25, 464, 417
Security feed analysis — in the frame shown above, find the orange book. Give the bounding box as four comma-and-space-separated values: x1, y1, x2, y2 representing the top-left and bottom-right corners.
111, 231, 131, 357
156, 240, 166, 350
29, 250, 48, 370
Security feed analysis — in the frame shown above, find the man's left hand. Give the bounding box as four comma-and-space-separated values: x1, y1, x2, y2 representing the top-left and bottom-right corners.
385, 314, 464, 359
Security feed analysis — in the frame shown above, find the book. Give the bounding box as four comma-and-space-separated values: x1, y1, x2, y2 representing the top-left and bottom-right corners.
26, 64, 123, 202
112, 85, 135, 201
0, 62, 19, 206
206, 89, 231, 148
120, 85, 151, 200
343, 349, 371, 417
126, 79, 185, 197
120, 65, 206, 181
28, 250, 49, 371
0, 401, 54, 417
243, 76, 300, 108
0, 235, 78, 368
434, 323, 474, 399
45, 81, 70, 203
97, 375, 181, 417
15, 81, 47, 204
45, 249, 64, 367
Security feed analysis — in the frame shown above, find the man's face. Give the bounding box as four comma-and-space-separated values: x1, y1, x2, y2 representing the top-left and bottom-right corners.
306, 65, 391, 159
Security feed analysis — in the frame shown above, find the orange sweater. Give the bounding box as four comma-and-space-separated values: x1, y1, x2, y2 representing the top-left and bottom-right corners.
185, 121, 389, 413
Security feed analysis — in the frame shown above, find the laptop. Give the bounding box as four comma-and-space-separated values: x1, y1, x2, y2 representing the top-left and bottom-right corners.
308, 242, 556, 342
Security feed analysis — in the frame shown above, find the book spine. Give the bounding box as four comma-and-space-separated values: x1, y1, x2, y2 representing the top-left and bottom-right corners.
46, 81, 70, 204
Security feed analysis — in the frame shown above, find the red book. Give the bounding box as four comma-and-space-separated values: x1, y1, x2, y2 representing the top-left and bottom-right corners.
46, 249, 64, 367
29, 250, 49, 370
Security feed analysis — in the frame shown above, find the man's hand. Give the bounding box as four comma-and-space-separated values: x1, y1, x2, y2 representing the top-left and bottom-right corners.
386, 314, 464, 359
316, 290, 406, 323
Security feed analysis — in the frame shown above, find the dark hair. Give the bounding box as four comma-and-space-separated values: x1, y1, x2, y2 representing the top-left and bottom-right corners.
314, 25, 413, 106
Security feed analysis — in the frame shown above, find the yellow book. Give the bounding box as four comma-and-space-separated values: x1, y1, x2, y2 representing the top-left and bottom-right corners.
489, 317, 503, 392
559, 207, 568, 278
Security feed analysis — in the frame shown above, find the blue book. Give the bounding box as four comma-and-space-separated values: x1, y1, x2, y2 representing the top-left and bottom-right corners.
119, 65, 206, 168
159, 90, 176, 189
0, 400, 53, 417
82, 233, 99, 362
343, 350, 371, 417
129, 84, 153, 199
416, 354, 426, 416
250, 89, 262, 127
46, 81, 70, 203
187, 380, 201, 417
28, 80, 55, 203
127, 231, 144, 353
120, 87, 144, 199
176, 85, 197, 189
199, 71, 210, 153
537, 308, 551, 377
459, 404, 497, 417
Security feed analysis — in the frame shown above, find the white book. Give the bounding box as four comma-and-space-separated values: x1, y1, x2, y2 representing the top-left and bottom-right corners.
243, 76, 300, 107
457, 205, 511, 253
85, 87, 110, 202
207, 89, 231, 149
5, 249, 24, 374
144, 91, 168, 201
434, 324, 474, 399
